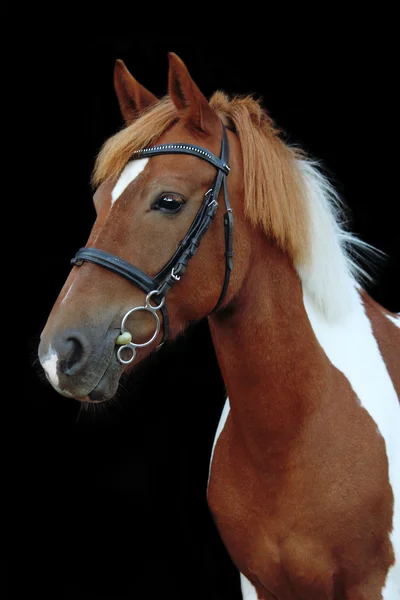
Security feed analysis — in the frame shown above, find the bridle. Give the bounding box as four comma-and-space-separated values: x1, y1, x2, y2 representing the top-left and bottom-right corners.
71, 123, 233, 364
71, 124, 233, 364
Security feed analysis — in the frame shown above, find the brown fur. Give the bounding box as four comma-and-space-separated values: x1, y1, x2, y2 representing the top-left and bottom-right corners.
207, 245, 395, 598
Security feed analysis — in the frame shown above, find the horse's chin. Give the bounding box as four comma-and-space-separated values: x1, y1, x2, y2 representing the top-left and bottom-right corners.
86, 376, 120, 403
76, 356, 123, 403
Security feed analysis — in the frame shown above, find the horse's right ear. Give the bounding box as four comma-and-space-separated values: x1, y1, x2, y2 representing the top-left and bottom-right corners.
113, 59, 158, 123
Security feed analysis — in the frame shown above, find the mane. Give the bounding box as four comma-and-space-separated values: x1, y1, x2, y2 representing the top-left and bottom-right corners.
93, 93, 377, 321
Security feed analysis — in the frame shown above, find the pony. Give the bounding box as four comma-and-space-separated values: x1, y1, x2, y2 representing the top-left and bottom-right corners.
38, 53, 400, 599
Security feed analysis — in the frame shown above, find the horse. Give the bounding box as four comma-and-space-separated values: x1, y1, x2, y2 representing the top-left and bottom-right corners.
38, 53, 399, 599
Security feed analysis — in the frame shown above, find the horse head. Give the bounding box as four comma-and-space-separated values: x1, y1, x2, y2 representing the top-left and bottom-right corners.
38, 54, 249, 402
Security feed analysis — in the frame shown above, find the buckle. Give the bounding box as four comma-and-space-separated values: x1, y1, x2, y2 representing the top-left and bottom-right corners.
171, 267, 181, 281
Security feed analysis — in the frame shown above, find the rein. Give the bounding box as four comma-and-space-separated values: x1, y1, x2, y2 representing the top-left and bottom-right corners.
71, 124, 233, 364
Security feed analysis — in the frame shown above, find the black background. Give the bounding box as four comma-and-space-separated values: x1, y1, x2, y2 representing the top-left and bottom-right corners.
22, 26, 398, 600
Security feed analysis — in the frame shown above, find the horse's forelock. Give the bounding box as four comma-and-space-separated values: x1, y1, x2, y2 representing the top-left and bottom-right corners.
92, 97, 178, 188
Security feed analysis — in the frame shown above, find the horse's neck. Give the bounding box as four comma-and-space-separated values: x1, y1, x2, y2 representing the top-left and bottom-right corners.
208, 243, 331, 457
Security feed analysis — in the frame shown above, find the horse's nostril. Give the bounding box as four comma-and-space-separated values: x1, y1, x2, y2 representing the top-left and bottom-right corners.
65, 336, 85, 373
55, 332, 90, 375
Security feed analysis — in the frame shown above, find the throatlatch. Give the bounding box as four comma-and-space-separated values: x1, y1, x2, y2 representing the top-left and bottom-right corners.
71, 123, 233, 364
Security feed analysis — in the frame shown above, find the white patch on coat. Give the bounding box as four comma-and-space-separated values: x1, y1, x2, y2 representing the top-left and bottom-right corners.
240, 574, 259, 599
387, 313, 400, 329
207, 398, 230, 489
111, 158, 149, 204
303, 285, 400, 597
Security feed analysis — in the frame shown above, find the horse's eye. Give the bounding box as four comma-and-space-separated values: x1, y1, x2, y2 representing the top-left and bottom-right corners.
153, 194, 184, 214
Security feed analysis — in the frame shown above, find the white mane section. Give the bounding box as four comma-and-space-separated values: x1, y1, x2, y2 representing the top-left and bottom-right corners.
294, 159, 378, 322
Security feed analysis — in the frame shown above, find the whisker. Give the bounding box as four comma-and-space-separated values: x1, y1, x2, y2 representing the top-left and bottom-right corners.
76, 403, 85, 424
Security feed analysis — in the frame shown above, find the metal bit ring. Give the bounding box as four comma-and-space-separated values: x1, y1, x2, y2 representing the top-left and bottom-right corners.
116, 291, 164, 365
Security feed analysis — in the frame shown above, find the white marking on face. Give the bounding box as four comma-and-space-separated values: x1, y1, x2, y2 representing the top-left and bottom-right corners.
303, 286, 400, 594
41, 346, 59, 388
61, 283, 74, 306
111, 158, 149, 205
387, 313, 400, 329
40, 346, 74, 398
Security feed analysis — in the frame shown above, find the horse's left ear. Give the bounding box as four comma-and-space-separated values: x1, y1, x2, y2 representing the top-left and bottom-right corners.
114, 59, 158, 123
168, 52, 220, 135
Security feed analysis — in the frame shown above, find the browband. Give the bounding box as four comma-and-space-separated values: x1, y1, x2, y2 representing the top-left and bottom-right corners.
71, 123, 233, 349
133, 143, 230, 175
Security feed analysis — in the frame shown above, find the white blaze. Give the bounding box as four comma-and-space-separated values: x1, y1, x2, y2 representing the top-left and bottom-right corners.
111, 158, 149, 204
40, 346, 74, 398
61, 282, 74, 306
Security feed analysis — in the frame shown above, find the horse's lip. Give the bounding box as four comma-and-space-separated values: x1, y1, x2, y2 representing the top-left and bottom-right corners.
69, 328, 123, 403
77, 394, 105, 404
72, 325, 156, 404
76, 395, 92, 403
75, 384, 114, 404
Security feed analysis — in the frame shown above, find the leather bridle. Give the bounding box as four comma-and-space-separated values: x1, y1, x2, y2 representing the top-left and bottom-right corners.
71, 123, 233, 364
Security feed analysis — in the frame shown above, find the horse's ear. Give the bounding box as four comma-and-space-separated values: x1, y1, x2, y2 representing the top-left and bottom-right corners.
114, 59, 158, 123
168, 52, 219, 134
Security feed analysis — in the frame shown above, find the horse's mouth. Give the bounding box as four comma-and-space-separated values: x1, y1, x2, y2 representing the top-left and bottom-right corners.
40, 317, 162, 404
40, 328, 125, 404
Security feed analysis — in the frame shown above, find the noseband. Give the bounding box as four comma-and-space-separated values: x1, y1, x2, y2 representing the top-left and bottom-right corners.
71, 124, 233, 364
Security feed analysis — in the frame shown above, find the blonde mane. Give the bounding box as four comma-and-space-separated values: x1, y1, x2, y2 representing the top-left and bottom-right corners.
93, 93, 374, 320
